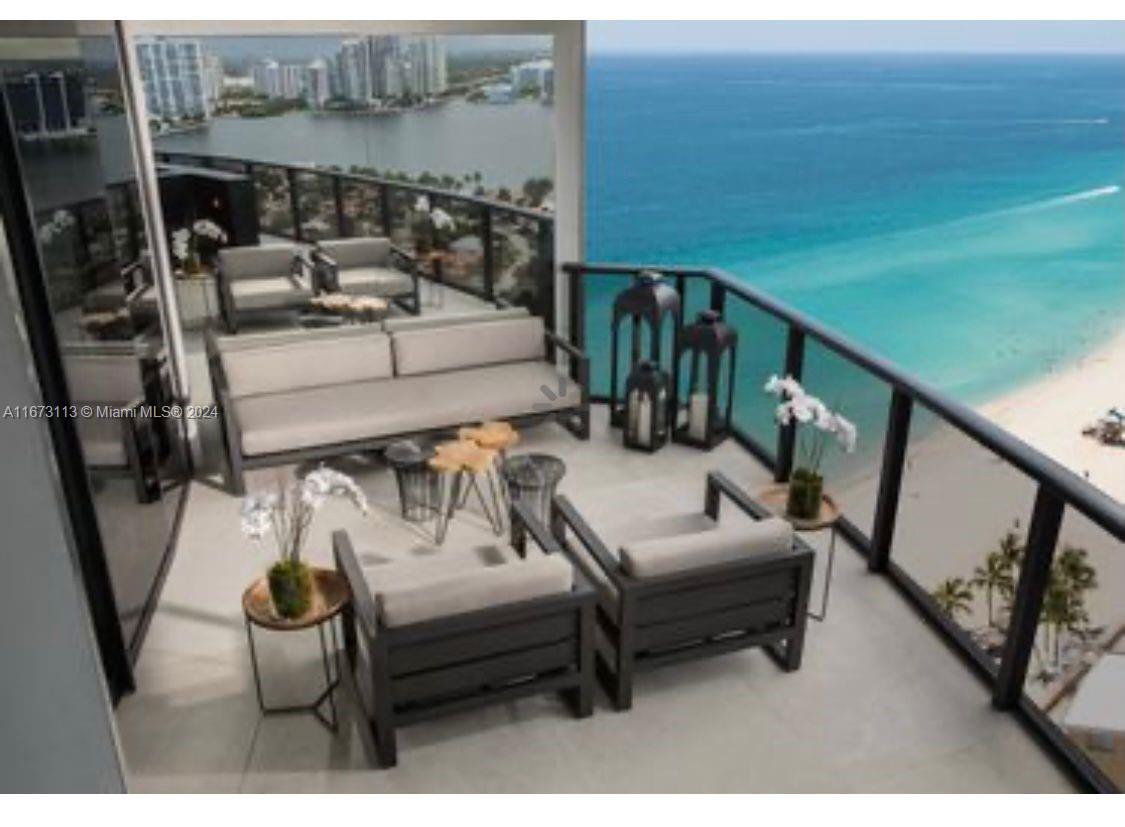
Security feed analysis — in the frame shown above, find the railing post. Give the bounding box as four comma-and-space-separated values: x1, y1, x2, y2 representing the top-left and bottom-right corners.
774, 327, 805, 482
869, 389, 913, 571
568, 266, 586, 384
538, 218, 555, 325
709, 277, 726, 317
333, 175, 346, 237
481, 206, 495, 302
993, 484, 1065, 709
287, 167, 302, 242
379, 184, 393, 240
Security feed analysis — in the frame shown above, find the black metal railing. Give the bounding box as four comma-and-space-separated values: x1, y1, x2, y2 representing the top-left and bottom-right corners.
154, 151, 556, 322
564, 261, 1125, 793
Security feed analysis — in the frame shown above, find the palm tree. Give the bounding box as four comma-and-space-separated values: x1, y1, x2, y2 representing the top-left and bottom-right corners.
970, 550, 1013, 629
994, 526, 1024, 615
931, 577, 974, 621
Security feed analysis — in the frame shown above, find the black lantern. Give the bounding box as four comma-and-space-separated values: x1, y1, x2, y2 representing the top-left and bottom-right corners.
623, 360, 670, 452
674, 310, 738, 449
609, 271, 681, 429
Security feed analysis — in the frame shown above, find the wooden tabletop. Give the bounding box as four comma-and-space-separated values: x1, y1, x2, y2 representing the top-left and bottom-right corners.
459, 420, 520, 452
430, 439, 498, 474
756, 483, 842, 532
242, 567, 350, 630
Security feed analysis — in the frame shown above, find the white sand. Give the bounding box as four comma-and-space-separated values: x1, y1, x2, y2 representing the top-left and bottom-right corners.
979, 327, 1125, 504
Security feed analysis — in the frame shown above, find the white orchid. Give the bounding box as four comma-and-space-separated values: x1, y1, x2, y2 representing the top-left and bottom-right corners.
834, 414, 858, 454
170, 228, 191, 263
192, 218, 228, 243
430, 207, 455, 231
37, 209, 76, 246
240, 466, 368, 564
414, 194, 431, 214
764, 374, 858, 472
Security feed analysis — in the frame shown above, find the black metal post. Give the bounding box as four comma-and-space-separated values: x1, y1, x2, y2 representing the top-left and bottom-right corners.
993, 484, 1065, 709
710, 277, 726, 316
332, 175, 346, 237
774, 326, 805, 482
538, 219, 555, 326
481, 206, 495, 301
869, 390, 913, 571
287, 167, 302, 242
568, 267, 586, 385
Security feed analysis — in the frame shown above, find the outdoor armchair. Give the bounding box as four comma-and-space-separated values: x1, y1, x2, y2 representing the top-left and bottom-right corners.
216, 243, 315, 333
312, 236, 421, 315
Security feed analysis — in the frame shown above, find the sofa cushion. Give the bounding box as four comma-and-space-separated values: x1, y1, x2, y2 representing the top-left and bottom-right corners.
372, 554, 573, 627
234, 360, 581, 456
219, 245, 298, 281
619, 517, 794, 578
383, 306, 528, 334
230, 276, 311, 310
319, 237, 391, 269
337, 266, 413, 297
392, 316, 545, 377
222, 333, 393, 398
76, 416, 127, 467
212, 324, 382, 353
62, 354, 144, 403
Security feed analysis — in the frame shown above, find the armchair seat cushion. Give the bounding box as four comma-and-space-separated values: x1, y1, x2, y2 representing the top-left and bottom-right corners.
336, 266, 414, 297
619, 517, 794, 578
368, 553, 573, 627
230, 276, 312, 310
235, 360, 582, 456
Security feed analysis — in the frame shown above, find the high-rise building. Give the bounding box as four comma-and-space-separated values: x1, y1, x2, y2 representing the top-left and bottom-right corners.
201, 53, 224, 109
3, 70, 88, 137
331, 34, 447, 105
510, 59, 553, 100
135, 36, 208, 120
251, 59, 281, 98
338, 38, 370, 103
304, 59, 330, 108
280, 64, 304, 99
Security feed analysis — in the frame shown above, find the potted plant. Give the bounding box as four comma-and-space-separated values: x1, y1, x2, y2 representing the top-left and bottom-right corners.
764, 375, 857, 519
240, 467, 368, 619
171, 218, 228, 276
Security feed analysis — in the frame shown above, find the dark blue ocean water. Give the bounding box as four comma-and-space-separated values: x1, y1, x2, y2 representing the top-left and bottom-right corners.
586, 54, 1125, 419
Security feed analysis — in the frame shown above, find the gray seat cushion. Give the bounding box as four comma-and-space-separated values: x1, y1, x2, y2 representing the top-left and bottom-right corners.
230, 276, 312, 311
319, 237, 391, 268
336, 266, 413, 297
76, 416, 128, 467
221, 333, 394, 398
382, 306, 529, 334
369, 553, 573, 627
62, 354, 144, 403
619, 517, 794, 578
219, 244, 299, 280
235, 360, 581, 456
392, 316, 545, 377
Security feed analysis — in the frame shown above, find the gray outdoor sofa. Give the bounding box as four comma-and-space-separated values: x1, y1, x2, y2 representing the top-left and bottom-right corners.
312, 237, 421, 315
216, 243, 315, 333
207, 311, 589, 494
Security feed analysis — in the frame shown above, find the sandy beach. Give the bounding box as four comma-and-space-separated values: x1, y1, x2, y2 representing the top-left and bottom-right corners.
979, 327, 1125, 503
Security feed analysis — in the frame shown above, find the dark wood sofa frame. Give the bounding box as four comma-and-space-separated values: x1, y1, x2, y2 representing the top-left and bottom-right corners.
550, 471, 815, 710
310, 243, 422, 317
333, 500, 596, 768
207, 327, 590, 495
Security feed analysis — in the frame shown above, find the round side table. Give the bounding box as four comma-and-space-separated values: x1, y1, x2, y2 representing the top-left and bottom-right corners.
429, 440, 504, 543
242, 567, 351, 732
502, 453, 567, 529
385, 438, 440, 522
756, 483, 842, 622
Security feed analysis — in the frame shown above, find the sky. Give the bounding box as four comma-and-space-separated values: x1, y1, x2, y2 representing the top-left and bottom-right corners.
587, 21, 1125, 54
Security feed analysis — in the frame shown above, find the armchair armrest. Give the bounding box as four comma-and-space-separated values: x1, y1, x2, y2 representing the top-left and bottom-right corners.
333, 530, 379, 641
545, 329, 589, 389
389, 244, 417, 272
551, 495, 625, 591
704, 471, 772, 522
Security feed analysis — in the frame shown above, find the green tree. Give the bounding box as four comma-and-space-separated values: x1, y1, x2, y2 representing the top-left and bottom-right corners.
931, 577, 974, 620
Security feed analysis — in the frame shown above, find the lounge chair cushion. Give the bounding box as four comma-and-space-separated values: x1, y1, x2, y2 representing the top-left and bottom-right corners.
229, 276, 312, 310
219, 245, 298, 280
392, 316, 545, 377
619, 517, 794, 578
319, 237, 391, 268
370, 554, 573, 627
221, 333, 394, 398
382, 306, 529, 334
336, 266, 413, 297
234, 360, 581, 456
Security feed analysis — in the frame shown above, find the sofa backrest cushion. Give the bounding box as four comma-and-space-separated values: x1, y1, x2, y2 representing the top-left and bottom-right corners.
319, 237, 391, 269
392, 316, 545, 377
221, 332, 394, 398
63, 354, 144, 404
219, 245, 296, 281
375, 554, 573, 627
382, 305, 528, 334
619, 517, 794, 578
210, 323, 379, 354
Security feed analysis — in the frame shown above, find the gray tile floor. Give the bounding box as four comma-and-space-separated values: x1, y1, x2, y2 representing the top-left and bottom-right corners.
114, 396, 1077, 791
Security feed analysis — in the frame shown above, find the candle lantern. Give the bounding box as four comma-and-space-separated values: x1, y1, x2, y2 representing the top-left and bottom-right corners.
609, 270, 681, 428
674, 309, 738, 449
624, 360, 671, 452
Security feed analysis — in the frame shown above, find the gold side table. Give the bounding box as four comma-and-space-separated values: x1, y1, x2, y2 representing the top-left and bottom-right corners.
757, 483, 842, 622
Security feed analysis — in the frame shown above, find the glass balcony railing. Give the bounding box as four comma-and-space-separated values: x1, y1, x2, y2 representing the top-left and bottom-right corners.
564, 261, 1125, 793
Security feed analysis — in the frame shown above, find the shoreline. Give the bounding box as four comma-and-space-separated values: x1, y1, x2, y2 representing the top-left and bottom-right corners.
977, 324, 1125, 503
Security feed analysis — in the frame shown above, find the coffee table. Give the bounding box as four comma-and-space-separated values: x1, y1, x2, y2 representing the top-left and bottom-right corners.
242, 567, 350, 732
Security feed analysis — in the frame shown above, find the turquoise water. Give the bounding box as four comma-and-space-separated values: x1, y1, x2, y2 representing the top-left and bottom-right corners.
586, 54, 1125, 415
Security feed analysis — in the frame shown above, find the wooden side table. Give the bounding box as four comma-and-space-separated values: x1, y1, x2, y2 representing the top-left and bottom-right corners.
756, 483, 842, 622
429, 439, 505, 543
242, 567, 351, 732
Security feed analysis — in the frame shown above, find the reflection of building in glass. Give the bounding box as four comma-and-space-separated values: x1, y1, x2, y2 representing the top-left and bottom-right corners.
511, 59, 553, 101
135, 37, 208, 120
3, 70, 89, 137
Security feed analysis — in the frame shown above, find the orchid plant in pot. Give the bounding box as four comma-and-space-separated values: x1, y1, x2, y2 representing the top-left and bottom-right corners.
241, 467, 368, 619
171, 218, 228, 275
764, 375, 858, 519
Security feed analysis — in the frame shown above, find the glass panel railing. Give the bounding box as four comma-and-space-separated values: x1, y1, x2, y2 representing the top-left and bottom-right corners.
725, 293, 789, 455
583, 271, 624, 397
800, 339, 892, 538
385, 186, 417, 253
429, 196, 486, 296
492, 210, 552, 316
294, 171, 340, 242
210, 158, 249, 175
1025, 506, 1124, 791
340, 179, 384, 238
891, 404, 1038, 668
252, 164, 295, 239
